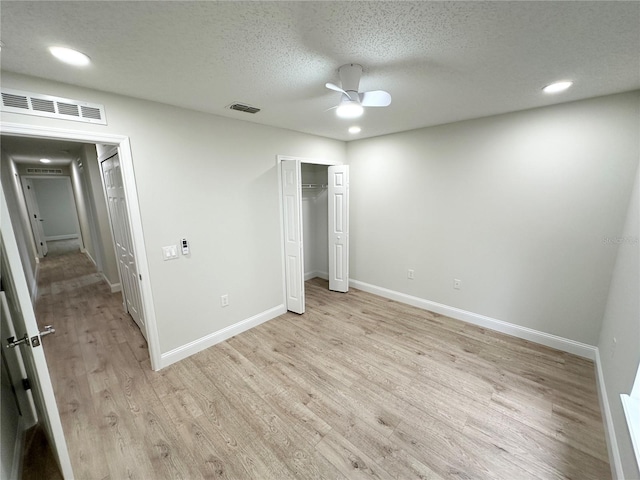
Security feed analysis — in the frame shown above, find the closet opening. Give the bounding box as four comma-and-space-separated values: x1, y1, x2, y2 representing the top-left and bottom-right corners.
279, 156, 349, 314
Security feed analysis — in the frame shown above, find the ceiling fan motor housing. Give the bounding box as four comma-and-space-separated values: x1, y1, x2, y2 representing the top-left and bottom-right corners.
339, 63, 363, 93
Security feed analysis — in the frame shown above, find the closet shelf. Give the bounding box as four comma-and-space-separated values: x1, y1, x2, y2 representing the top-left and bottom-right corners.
302, 183, 327, 189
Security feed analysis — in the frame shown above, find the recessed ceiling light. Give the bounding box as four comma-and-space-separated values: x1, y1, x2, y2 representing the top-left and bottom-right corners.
348, 126, 361, 134
336, 101, 364, 119
49, 46, 91, 66
543, 81, 573, 94
40, 158, 52, 164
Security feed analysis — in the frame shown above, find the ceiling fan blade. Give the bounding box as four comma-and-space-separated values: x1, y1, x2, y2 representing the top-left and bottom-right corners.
326, 82, 348, 96
360, 90, 392, 107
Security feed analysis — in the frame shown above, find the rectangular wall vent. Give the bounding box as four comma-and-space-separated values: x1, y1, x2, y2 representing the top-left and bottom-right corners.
26, 168, 64, 175
1, 88, 107, 125
228, 102, 261, 114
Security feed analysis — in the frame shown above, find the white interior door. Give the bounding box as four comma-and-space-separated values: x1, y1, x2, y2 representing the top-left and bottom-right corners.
101, 153, 146, 336
281, 160, 305, 314
1, 187, 74, 479
328, 165, 349, 292
21, 178, 48, 257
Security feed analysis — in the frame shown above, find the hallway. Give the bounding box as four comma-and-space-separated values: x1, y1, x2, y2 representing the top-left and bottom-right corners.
35, 251, 149, 479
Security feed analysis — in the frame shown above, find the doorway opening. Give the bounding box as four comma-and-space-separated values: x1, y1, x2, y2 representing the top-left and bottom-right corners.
0, 124, 159, 366
278, 155, 349, 314
21, 175, 85, 258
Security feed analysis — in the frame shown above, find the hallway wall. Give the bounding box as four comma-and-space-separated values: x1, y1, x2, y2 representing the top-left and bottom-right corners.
0, 151, 39, 298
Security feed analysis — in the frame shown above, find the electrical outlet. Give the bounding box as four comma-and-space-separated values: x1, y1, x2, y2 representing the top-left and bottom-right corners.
453, 279, 461, 290
408, 269, 415, 280
221, 294, 229, 307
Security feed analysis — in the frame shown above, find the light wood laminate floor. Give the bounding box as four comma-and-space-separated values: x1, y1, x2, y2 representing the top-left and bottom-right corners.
35, 252, 610, 479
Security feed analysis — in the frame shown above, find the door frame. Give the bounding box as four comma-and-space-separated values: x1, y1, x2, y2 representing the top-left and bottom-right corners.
20, 176, 49, 257
276, 155, 343, 312
1, 122, 161, 371
21, 175, 84, 248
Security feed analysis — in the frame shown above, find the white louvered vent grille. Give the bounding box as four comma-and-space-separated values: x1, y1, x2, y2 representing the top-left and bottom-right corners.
26, 168, 64, 175
1, 88, 107, 125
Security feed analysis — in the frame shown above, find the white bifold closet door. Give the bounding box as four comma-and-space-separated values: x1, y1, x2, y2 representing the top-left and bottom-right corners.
328, 165, 349, 292
281, 160, 305, 314
101, 153, 146, 336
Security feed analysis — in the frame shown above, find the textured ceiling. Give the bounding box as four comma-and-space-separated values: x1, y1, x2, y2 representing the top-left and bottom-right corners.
1, 1, 639, 141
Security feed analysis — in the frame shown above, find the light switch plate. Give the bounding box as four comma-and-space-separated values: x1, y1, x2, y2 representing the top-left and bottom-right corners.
162, 245, 178, 260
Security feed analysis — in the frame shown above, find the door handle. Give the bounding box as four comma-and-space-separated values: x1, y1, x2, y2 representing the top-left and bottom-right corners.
5, 326, 55, 349
6, 333, 30, 348
40, 325, 55, 337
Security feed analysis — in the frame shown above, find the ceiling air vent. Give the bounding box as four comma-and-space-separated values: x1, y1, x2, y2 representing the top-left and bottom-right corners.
0, 88, 107, 125
228, 102, 261, 114
26, 168, 64, 175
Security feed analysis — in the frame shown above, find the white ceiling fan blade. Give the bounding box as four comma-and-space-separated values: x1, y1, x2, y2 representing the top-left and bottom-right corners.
360, 90, 392, 107
325, 82, 348, 96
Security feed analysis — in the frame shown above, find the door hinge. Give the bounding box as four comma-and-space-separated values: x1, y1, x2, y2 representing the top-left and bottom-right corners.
22, 378, 31, 391
139, 274, 142, 280
40, 242, 43, 246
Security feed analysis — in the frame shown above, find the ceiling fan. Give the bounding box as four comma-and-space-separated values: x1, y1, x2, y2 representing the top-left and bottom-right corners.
325, 63, 391, 119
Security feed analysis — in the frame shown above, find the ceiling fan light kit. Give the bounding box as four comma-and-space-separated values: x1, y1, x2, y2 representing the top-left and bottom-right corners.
326, 63, 391, 119
336, 100, 364, 119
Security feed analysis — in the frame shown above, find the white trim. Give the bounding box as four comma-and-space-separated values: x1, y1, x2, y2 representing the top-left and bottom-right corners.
277, 154, 343, 166
10, 417, 28, 480
45, 234, 79, 241
595, 349, 625, 479
103, 275, 122, 293
349, 278, 598, 360
0, 122, 162, 372
82, 248, 97, 267
621, 394, 640, 472
160, 304, 286, 369
305, 271, 328, 281
277, 155, 341, 314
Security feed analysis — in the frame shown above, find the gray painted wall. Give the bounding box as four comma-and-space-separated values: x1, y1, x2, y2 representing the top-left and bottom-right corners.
347, 92, 639, 346
0, 151, 38, 297
30, 177, 78, 239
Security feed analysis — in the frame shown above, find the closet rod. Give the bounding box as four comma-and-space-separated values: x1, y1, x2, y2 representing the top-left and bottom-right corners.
301, 183, 327, 189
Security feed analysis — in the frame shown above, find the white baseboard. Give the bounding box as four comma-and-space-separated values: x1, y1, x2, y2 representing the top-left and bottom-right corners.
160, 304, 287, 369
595, 349, 624, 479
82, 249, 97, 267
305, 271, 328, 281
99, 271, 121, 293
45, 234, 79, 241
349, 279, 597, 360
